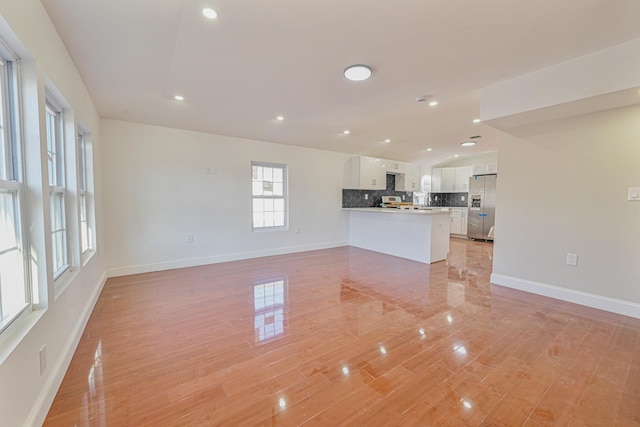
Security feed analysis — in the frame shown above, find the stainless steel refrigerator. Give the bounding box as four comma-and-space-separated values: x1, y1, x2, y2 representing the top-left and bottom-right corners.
467, 174, 496, 241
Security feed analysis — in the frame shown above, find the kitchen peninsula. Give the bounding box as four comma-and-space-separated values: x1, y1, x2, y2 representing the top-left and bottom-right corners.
344, 208, 451, 264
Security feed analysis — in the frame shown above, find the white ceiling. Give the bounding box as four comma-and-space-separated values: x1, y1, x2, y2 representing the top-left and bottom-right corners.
41, 0, 640, 165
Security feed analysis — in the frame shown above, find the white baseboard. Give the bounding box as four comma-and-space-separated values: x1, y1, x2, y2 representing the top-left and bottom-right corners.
27, 271, 108, 427
108, 240, 350, 278
491, 273, 640, 319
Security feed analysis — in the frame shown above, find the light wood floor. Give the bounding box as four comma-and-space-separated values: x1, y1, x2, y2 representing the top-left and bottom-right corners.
44, 239, 640, 426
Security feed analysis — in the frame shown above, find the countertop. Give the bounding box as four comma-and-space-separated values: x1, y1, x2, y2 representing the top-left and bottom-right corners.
343, 207, 450, 215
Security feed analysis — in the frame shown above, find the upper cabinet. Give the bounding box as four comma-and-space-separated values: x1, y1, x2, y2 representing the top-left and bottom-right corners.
472, 162, 499, 175
345, 156, 387, 190
344, 156, 422, 191
385, 160, 406, 174
440, 167, 456, 192
431, 168, 442, 193
395, 164, 422, 191
455, 166, 473, 192
431, 166, 473, 193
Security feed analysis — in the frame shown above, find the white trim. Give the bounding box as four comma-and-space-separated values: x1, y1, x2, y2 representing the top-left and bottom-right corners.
26, 271, 108, 427
491, 273, 640, 319
108, 240, 349, 278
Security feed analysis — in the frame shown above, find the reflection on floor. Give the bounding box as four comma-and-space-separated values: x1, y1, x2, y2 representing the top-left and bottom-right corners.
44, 239, 640, 426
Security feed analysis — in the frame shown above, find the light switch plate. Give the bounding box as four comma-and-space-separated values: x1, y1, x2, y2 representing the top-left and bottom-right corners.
628, 187, 640, 201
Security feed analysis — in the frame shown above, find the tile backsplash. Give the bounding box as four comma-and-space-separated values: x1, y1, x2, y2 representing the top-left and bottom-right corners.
342, 174, 413, 208
429, 193, 469, 207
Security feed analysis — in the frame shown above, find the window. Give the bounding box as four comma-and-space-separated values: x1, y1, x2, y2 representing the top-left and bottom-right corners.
45, 98, 68, 278
251, 162, 287, 230
78, 130, 93, 254
0, 49, 29, 331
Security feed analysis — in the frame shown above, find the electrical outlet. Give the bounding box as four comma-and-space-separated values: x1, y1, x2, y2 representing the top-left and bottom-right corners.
187, 234, 194, 243
566, 253, 578, 266
295, 227, 301, 234
39, 346, 47, 375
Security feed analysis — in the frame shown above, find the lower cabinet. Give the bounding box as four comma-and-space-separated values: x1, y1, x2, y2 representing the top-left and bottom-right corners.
449, 208, 468, 236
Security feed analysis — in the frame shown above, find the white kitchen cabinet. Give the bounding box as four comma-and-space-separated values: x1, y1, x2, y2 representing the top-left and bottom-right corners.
395, 164, 422, 191
473, 162, 499, 175
461, 208, 468, 235
450, 209, 462, 235
450, 208, 469, 236
431, 168, 442, 192
455, 166, 473, 192
345, 156, 387, 190
440, 167, 456, 192
432, 166, 473, 193
385, 160, 406, 174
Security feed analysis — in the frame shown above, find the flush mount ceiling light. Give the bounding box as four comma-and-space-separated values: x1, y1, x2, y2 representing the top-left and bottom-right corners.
473, 118, 481, 123
202, 7, 218, 19
343, 65, 372, 81
461, 141, 476, 147
276, 116, 284, 121
174, 95, 184, 101
428, 100, 438, 107
343, 130, 351, 135
384, 139, 391, 143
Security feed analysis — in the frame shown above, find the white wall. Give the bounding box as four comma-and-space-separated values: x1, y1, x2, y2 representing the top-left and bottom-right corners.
0, 2, 107, 427
102, 119, 350, 276
432, 152, 498, 169
492, 104, 640, 315
481, 37, 640, 124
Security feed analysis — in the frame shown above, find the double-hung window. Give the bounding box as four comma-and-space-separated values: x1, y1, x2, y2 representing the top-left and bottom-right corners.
78, 130, 93, 254
0, 47, 29, 332
45, 97, 68, 279
251, 162, 287, 230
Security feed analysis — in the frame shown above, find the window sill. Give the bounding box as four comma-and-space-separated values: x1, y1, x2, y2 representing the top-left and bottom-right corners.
0, 307, 45, 365
81, 249, 97, 267
252, 226, 289, 232
53, 266, 78, 300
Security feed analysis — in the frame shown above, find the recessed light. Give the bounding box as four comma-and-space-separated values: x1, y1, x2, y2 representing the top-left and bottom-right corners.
384, 139, 391, 143
428, 100, 438, 107
202, 8, 218, 19
174, 95, 184, 101
461, 141, 476, 147
473, 118, 481, 124
343, 130, 351, 135
276, 116, 284, 121
344, 65, 372, 82
427, 148, 433, 152
454, 154, 460, 158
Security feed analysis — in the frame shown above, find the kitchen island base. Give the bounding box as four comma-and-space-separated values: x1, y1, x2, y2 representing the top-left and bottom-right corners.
346, 208, 451, 264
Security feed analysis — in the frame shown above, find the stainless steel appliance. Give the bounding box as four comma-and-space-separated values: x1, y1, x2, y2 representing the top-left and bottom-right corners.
381, 195, 402, 208
467, 174, 496, 240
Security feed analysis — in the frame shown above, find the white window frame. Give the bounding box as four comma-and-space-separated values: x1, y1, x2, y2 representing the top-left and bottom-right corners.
77, 128, 94, 256
0, 44, 30, 334
45, 96, 69, 280
251, 162, 288, 231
